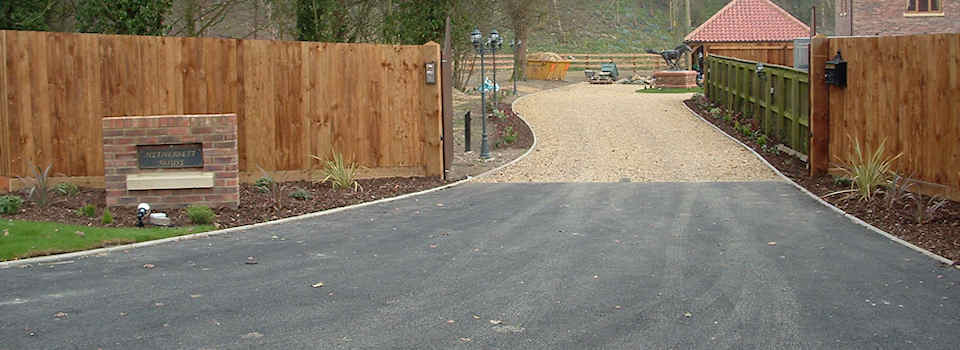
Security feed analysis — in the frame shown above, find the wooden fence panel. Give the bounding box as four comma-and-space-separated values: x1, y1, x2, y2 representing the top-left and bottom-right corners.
0, 30, 442, 180
826, 34, 960, 194
705, 54, 809, 155
707, 45, 794, 67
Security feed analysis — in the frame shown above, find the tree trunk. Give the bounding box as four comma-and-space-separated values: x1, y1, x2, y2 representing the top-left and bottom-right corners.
184, 0, 198, 37
513, 22, 528, 81
553, 0, 564, 44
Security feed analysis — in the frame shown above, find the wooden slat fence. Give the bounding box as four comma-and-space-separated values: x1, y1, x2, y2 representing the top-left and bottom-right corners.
705, 54, 810, 155
468, 53, 667, 72
704, 42, 795, 67
810, 33, 960, 198
0, 30, 442, 182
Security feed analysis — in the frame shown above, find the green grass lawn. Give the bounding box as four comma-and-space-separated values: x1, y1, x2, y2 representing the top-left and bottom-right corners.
0, 220, 214, 261
636, 87, 704, 94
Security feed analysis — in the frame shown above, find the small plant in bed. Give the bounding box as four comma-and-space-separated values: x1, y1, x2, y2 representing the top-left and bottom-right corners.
186, 205, 216, 225
0, 195, 23, 214
289, 187, 312, 201
314, 152, 361, 192
17, 162, 54, 207
827, 136, 901, 201
101, 208, 114, 225
55, 182, 80, 196
254, 172, 275, 193
78, 204, 97, 218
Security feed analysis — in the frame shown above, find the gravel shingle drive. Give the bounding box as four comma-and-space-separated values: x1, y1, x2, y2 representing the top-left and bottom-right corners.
479, 84, 780, 183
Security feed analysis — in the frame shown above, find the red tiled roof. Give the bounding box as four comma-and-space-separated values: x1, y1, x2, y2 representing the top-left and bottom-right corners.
684, 0, 811, 42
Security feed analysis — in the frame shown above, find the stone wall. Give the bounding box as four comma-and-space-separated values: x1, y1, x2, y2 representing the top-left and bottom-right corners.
836, 0, 960, 36
102, 114, 239, 208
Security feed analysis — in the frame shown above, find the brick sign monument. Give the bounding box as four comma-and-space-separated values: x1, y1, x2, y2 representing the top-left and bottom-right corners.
102, 114, 239, 208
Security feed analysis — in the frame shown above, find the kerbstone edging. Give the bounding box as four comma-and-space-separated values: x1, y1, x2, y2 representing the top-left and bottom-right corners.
0, 90, 544, 269
680, 101, 955, 266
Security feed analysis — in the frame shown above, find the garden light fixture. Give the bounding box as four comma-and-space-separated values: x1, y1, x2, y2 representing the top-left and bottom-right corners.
136, 203, 151, 227
470, 27, 508, 160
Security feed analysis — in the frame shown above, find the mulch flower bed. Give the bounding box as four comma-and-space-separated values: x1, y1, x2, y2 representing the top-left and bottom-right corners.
684, 95, 960, 262
492, 103, 534, 150
2, 177, 447, 230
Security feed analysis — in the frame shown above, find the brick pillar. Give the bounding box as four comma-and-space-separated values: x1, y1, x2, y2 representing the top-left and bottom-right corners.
102, 114, 239, 209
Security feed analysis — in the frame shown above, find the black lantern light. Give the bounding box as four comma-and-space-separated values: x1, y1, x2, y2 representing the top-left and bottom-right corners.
825, 50, 847, 88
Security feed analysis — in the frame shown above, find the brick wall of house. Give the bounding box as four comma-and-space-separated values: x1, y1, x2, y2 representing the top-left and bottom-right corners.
836, 0, 960, 36
102, 114, 239, 209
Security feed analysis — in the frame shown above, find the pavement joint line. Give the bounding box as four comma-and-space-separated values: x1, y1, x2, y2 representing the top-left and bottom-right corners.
680, 101, 955, 266
0, 89, 545, 269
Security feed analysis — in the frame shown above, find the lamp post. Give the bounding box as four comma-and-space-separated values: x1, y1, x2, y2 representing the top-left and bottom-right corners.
490, 29, 501, 108
510, 39, 520, 96
471, 27, 503, 160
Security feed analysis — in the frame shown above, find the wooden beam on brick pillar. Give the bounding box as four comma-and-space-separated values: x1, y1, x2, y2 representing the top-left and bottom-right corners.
809, 34, 830, 176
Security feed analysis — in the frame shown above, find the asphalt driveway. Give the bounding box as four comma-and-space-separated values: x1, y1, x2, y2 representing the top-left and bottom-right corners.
2, 182, 957, 349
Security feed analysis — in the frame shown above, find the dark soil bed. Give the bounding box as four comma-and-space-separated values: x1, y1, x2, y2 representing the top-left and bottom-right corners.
492, 103, 534, 150
3, 177, 447, 229
684, 97, 960, 262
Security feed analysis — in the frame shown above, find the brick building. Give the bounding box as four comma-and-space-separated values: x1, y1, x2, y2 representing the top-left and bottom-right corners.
835, 0, 960, 36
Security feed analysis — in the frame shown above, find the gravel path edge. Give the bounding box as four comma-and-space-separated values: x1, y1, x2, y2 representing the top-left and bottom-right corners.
680, 102, 955, 266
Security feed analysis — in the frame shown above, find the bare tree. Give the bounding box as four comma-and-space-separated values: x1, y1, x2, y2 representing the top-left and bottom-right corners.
168, 0, 240, 37
497, 0, 546, 81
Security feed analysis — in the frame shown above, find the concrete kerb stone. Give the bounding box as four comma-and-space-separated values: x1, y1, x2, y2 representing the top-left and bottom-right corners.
0, 88, 546, 269
680, 101, 956, 266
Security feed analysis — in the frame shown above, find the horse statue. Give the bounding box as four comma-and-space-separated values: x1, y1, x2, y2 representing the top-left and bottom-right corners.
646, 45, 692, 71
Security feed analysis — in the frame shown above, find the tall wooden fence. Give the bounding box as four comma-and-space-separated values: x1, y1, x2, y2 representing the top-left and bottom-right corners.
705, 55, 810, 155
470, 53, 667, 72
810, 33, 960, 198
0, 30, 442, 183
702, 42, 796, 67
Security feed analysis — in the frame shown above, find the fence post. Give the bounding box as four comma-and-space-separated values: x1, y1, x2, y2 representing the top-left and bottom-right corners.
441, 17, 454, 180
421, 41, 444, 177
0, 30, 8, 180
809, 34, 830, 176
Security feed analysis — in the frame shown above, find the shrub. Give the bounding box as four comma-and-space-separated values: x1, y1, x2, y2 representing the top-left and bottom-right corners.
101, 208, 113, 225
503, 126, 518, 144
0, 195, 24, 214
16, 162, 53, 207
55, 182, 80, 196
722, 112, 732, 123
186, 205, 215, 225
79, 204, 97, 217
709, 107, 722, 118
828, 137, 901, 201
492, 108, 508, 121
912, 195, 949, 224
313, 152, 361, 192
885, 172, 915, 209
254, 172, 275, 193
289, 187, 312, 201
757, 134, 768, 147
255, 165, 288, 210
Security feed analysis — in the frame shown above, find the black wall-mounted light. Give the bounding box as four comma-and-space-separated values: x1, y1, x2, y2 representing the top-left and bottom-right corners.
825, 50, 847, 88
